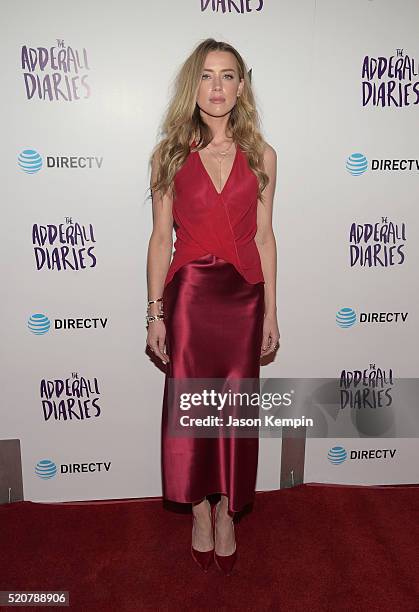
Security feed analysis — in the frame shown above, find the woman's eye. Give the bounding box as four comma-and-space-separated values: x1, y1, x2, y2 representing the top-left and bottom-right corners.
202, 73, 234, 79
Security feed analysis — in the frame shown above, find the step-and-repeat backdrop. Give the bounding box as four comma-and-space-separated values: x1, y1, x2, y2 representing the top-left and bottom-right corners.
1, 0, 418, 503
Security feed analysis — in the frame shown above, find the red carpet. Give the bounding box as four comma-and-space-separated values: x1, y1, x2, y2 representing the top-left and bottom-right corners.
1, 484, 418, 611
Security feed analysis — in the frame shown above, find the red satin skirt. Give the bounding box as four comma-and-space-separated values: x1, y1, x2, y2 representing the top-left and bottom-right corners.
161, 254, 265, 513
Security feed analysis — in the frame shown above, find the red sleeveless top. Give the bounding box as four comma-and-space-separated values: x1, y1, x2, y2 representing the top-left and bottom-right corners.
163, 141, 265, 289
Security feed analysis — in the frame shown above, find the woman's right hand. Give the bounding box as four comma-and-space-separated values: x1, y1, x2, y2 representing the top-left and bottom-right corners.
146, 320, 170, 365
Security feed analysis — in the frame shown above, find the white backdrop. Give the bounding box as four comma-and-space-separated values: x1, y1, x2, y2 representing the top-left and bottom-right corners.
1, 0, 418, 503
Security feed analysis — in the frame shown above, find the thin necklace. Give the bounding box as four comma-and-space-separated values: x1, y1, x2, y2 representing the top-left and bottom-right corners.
209, 138, 234, 155
206, 139, 235, 193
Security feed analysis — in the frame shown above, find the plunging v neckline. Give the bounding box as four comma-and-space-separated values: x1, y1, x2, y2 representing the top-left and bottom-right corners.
196, 144, 239, 196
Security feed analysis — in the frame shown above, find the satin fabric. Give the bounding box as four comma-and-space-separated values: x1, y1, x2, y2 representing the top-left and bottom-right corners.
163, 142, 264, 289
161, 254, 265, 513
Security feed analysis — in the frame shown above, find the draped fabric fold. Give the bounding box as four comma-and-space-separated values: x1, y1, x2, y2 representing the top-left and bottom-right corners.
163, 143, 265, 289
162, 255, 264, 513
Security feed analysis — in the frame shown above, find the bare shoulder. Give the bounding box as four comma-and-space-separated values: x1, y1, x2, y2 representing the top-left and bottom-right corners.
150, 142, 166, 192
262, 141, 277, 164
151, 142, 163, 175
150, 142, 174, 206
262, 142, 277, 182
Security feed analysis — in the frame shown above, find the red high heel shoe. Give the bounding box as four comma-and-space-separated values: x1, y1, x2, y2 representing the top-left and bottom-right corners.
190, 501, 214, 572
212, 500, 237, 575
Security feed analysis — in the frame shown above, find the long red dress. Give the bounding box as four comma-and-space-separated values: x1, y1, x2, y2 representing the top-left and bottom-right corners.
161, 141, 265, 514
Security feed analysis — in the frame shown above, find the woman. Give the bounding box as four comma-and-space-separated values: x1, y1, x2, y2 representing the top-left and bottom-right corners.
146, 38, 279, 575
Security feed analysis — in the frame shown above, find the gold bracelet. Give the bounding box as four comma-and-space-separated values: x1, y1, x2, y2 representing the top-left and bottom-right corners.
146, 314, 164, 325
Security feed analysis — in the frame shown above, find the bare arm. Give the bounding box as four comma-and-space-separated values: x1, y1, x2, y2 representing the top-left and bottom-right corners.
146, 149, 174, 364
254, 143, 280, 357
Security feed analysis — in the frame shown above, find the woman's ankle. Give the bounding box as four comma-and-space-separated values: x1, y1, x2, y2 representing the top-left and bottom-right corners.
192, 497, 210, 518
217, 496, 234, 521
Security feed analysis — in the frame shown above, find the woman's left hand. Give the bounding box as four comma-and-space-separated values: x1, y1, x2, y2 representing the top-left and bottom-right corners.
260, 313, 280, 357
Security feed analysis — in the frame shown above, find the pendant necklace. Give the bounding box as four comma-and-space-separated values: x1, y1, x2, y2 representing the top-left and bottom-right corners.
207, 139, 235, 193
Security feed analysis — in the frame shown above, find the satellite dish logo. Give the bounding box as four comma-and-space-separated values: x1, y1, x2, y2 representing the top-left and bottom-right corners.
18, 149, 43, 174
336, 307, 357, 328
28, 313, 51, 335
35, 459, 57, 479
346, 153, 368, 176
328, 446, 347, 465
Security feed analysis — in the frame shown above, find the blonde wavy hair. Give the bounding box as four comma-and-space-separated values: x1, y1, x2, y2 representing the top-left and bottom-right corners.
149, 38, 269, 203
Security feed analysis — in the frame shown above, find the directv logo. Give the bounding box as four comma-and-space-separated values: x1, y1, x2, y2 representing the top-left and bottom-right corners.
336, 307, 407, 328
35, 459, 112, 478
18, 149, 43, 174
336, 307, 357, 328
18, 149, 103, 172
35, 459, 57, 479
346, 153, 417, 174
328, 446, 347, 465
28, 313, 51, 335
27, 314, 108, 333
328, 446, 396, 464
346, 153, 368, 176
